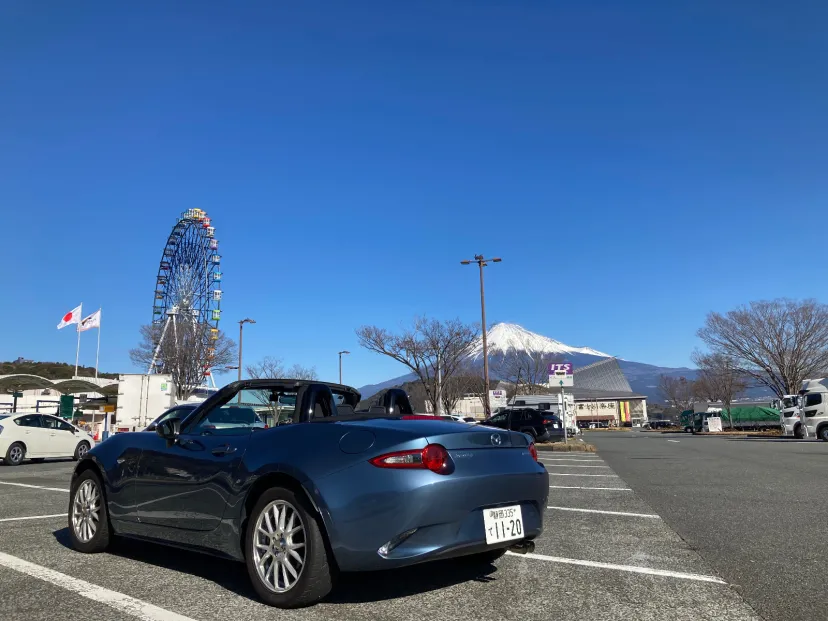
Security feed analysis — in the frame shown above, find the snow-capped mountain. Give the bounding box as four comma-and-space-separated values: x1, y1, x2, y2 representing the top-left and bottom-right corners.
469, 323, 611, 359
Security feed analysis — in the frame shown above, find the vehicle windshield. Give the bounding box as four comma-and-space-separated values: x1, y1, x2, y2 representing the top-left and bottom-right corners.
782, 397, 797, 409
0, 415, 8, 420
804, 393, 822, 408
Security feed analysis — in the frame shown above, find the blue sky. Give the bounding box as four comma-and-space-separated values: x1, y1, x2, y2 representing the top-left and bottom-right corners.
2, 1, 826, 388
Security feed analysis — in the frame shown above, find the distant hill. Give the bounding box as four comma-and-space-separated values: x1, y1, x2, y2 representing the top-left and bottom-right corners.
0, 361, 118, 381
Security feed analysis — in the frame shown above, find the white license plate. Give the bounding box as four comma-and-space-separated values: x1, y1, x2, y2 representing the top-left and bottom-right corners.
483, 504, 524, 545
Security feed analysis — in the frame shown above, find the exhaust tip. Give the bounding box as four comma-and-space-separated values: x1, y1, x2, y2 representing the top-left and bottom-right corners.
508, 539, 535, 555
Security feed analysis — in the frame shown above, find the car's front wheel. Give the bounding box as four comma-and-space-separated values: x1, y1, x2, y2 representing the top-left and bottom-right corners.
245, 487, 334, 608
68, 469, 110, 553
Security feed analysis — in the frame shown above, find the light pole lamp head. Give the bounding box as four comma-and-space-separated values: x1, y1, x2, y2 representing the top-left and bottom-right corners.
339, 350, 350, 355
240, 318, 256, 325
492, 257, 502, 263
460, 260, 471, 265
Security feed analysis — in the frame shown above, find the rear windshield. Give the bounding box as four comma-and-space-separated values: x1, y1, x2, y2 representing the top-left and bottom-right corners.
0, 415, 8, 420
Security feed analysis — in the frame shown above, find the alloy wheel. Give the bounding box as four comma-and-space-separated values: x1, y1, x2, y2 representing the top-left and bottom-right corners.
9, 445, 23, 464
72, 479, 100, 543
77, 443, 89, 459
252, 500, 307, 593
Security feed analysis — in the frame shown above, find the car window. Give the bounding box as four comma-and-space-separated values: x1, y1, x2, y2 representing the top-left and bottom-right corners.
804, 393, 822, 407
14, 414, 42, 428
187, 405, 263, 436
155, 407, 191, 425
488, 412, 507, 423
58, 420, 75, 432
41, 416, 62, 430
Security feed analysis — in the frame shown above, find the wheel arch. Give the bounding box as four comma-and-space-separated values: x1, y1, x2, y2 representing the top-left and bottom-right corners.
239, 472, 338, 570
816, 422, 828, 440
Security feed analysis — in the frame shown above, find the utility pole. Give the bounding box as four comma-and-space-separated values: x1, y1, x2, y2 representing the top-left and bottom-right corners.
461, 255, 501, 418
338, 350, 350, 384
237, 318, 256, 401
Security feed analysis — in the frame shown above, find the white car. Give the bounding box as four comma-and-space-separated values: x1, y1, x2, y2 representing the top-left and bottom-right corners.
0, 413, 95, 466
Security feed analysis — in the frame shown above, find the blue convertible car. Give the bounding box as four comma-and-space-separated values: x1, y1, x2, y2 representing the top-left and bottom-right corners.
68, 380, 549, 608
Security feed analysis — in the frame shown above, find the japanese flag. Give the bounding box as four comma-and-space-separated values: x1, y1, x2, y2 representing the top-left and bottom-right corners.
57, 304, 82, 330
79, 309, 101, 332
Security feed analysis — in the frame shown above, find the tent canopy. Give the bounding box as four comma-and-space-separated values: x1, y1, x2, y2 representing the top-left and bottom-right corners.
0, 374, 119, 396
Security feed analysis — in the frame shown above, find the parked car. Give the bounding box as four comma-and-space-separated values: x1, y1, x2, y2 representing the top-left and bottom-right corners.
68, 380, 548, 608
480, 408, 564, 442
0, 413, 95, 465
438, 415, 478, 424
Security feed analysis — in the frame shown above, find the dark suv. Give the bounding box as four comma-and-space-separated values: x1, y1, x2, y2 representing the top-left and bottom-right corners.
482, 408, 564, 442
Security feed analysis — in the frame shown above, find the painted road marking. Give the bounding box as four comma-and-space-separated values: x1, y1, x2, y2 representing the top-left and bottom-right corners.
0, 481, 69, 493
539, 458, 603, 462
667, 440, 680, 443
0, 514, 64, 523
548, 473, 618, 477
550, 485, 632, 491
547, 506, 659, 518
0, 551, 199, 621
543, 464, 610, 468
506, 551, 727, 584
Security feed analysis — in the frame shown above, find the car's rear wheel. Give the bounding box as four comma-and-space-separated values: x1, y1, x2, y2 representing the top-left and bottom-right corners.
73, 441, 90, 461
4, 442, 25, 466
245, 487, 334, 608
68, 469, 110, 553
819, 426, 828, 442
794, 424, 804, 439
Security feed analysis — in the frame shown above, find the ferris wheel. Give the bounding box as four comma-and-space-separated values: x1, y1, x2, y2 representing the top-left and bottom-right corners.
149, 208, 222, 380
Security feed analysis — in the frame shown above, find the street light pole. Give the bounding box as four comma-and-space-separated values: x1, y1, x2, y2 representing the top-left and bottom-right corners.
338, 350, 350, 384
461, 255, 501, 418
237, 318, 256, 382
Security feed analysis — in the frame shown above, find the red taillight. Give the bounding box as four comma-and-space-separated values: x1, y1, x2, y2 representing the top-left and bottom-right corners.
369, 444, 451, 474
401, 414, 440, 420
528, 442, 538, 461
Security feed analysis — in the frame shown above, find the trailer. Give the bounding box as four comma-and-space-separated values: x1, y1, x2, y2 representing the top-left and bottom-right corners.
681, 406, 781, 433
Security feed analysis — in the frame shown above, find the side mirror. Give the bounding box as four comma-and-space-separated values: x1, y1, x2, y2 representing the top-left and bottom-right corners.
156, 418, 181, 441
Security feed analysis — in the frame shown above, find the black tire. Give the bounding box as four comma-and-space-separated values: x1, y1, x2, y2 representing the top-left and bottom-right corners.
73, 441, 91, 461
521, 427, 537, 439
245, 487, 334, 608
819, 426, 828, 442
684, 427, 693, 434
794, 424, 804, 439
68, 469, 111, 553
4, 442, 25, 466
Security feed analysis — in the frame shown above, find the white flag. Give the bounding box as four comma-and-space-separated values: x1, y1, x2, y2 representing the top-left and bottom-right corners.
79, 309, 101, 332
57, 304, 82, 329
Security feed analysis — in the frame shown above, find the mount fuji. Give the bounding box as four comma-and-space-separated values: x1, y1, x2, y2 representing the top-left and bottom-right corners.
357, 322, 696, 402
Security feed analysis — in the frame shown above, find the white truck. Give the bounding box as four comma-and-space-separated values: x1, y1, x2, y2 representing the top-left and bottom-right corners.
771, 394, 804, 438
799, 378, 828, 441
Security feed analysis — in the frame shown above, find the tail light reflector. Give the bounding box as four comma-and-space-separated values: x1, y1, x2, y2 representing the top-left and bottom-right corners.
528, 442, 538, 461
370, 444, 451, 474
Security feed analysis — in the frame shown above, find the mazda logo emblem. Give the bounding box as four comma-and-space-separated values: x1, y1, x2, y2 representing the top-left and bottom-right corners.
490, 434, 502, 446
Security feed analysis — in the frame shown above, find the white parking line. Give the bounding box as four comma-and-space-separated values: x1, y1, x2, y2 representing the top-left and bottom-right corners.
0, 514, 65, 523
667, 440, 680, 443
506, 551, 727, 584
0, 551, 199, 621
539, 458, 603, 462
0, 481, 69, 493
544, 464, 610, 468
548, 473, 618, 477
547, 506, 659, 518
550, 485, 631, 491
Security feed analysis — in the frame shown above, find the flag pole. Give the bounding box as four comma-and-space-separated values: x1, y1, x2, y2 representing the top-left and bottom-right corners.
74, 304, 82, 378
95, 309, 102, 379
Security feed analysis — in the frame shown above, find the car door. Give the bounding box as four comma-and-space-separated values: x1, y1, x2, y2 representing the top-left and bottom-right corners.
133, 400, 256, 531
483, 412, 508, 429
40, 415, 78, 456
12, 414, 49, 457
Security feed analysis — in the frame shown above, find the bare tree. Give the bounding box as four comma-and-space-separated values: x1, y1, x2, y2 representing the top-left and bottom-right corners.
356, 317, 479, 414
698, 299, 828, 398
691, 352, 748, 429
246, 356, 285, 380
440, 373, 486, 414
658, 375, 696, 414
130, 323, 236, 400
244, 357, 318, 424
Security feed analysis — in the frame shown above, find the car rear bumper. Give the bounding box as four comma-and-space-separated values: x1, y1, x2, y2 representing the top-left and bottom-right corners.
313, 448, 549, 572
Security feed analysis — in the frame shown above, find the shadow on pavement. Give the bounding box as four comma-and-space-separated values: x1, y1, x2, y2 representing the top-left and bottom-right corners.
725, 437, 822, 443
52, 527, 499, 604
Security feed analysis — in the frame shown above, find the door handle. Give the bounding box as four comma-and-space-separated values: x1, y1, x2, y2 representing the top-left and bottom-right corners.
211, 445, 237, 456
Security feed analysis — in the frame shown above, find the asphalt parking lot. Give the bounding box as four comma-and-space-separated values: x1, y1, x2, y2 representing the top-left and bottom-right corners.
0, 447, 760, 621
588, 430, 828, 621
